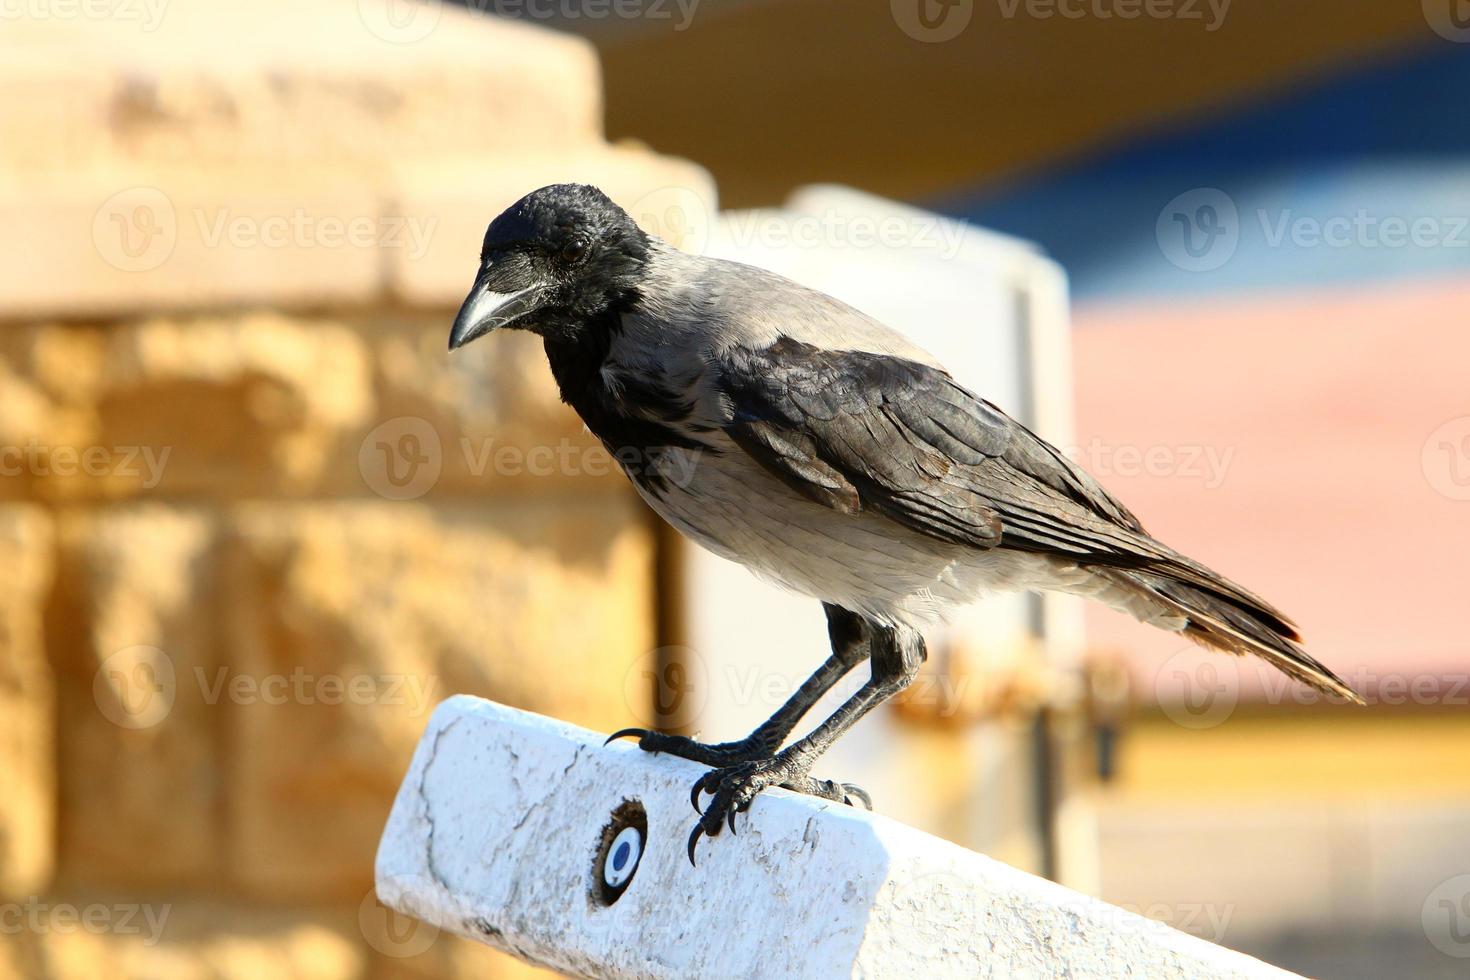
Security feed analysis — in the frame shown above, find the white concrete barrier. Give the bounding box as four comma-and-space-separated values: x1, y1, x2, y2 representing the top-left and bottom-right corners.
375, 695, 1297, 979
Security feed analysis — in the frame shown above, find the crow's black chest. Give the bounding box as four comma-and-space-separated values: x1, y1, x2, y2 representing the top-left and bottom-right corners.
542, 330, 709, 497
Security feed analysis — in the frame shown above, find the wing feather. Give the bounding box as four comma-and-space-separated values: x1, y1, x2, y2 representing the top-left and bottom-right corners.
718, 337, 1144, 559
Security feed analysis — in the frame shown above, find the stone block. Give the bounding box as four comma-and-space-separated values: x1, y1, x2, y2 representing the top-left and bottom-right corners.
0, 314, 372, 501
0, 169, 385, 318
0, 505, 55, 895
4, 898, 361, 980
0, 2, 610, 320
222, 500, 654, 901
356, 314, 630, 502
50, 507, 220, 887
0, 3, 600, 177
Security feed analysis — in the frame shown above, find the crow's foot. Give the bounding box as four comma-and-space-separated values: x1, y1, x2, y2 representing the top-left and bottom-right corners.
604, 728, 774, 767
684, 755, 871, 865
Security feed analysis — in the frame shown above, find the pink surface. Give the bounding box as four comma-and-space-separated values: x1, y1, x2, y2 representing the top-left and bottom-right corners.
1071, 274, 1470, 701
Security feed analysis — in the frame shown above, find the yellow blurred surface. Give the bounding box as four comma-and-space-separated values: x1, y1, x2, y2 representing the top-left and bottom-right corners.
1115, 711, 1470, 801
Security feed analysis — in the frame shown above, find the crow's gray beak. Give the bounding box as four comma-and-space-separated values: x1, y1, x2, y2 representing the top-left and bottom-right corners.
448, 278, 542, 351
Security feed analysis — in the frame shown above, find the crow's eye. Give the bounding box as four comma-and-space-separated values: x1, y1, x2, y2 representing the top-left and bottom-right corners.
561, 237, 589, 263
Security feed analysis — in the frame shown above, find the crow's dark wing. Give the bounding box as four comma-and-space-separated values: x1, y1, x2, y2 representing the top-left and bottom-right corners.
718, 337, 1156, 564
715, 337, 1354, 701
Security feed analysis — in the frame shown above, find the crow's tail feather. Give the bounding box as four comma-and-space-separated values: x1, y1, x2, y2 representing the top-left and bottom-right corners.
1115, 565, 1364, 705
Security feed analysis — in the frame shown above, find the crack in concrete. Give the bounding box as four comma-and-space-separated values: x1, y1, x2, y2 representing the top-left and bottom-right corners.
417, 715, 464, 890
512, 800, 542, 832
802, 814, 821, 854
507, 744, 526, 794
510, 745, 582, 832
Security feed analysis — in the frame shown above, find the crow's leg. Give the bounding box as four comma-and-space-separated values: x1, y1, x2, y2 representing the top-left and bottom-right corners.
686, 617, 926, 863
606, 603, 872, 768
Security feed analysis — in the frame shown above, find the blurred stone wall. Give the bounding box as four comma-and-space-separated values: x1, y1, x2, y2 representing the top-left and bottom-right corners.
0, 3, 714, 977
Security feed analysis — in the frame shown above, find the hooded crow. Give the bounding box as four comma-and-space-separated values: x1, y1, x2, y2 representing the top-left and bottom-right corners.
449, 183, 1363, 863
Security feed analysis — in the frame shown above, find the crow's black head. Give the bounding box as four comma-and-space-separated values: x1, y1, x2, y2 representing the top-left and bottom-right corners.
448, 184, 651, 350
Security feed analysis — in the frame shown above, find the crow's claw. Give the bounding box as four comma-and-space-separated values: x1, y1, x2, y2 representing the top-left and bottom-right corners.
690, 779, 706, 814
682, 763, 873, 867
602, 728, 777, 768
690, 767, 725, 814
693, 761, 770, 846
604, 727, 648, 746
685, 757, 809, 862
776, 775, 874, 810
686, 823, 703, 867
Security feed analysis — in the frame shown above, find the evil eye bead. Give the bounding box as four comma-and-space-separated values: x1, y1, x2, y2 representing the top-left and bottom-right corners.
593, 800, 647, 905
604, 825, 643, 889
